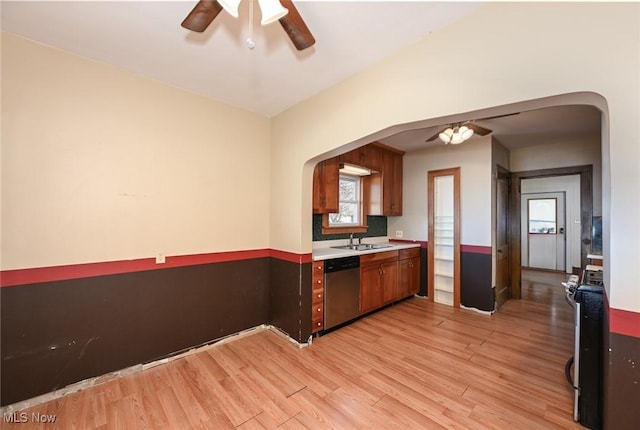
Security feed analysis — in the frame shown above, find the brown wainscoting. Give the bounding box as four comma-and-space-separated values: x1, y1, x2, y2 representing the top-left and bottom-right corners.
460, 246, 493, 312
603, 289, 640, 429
606, 332, 640, 429
0, 257, 271, 406
269, 258, 311, 343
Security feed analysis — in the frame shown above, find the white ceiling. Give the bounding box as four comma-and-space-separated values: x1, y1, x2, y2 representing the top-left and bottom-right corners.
1, 0, 481, 117
2, 1, 601, 152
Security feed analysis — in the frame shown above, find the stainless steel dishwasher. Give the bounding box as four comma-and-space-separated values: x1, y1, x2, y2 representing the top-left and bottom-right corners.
324, 255, 360, 330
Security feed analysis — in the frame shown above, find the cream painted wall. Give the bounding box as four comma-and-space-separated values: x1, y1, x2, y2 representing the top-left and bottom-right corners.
271, 3, 639, 312
387, 137, 492, 246
1, 33, 271, 270
510, 135, 602, 216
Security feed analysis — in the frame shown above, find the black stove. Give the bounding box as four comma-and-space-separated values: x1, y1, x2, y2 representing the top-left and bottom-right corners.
563, 269, 604, 429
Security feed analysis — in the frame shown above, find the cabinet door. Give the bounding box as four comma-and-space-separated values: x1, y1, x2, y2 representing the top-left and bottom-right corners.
362, 145, 382, 171
398, 254, 420, 299
338, 148, 363, 166
382, 151, 403, 216
408, 256, 420, 295
381, 261, 398, 304
398, 258, 411, 299
360, 264, 383, 314
312, 158, 339, 214
311, 261, 325, 333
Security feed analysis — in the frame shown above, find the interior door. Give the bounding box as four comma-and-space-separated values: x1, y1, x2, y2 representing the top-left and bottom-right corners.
495, 172, 510, 311
522, 192, 566, 271
428, 168, 460, 307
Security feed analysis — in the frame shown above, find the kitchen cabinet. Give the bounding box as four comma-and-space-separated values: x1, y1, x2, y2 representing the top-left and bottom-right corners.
314, 143, 403, 217
360, 250, 398, 314
368, 149, 403, 217
398, 247, 420, 298
312, 158, 339, 214
311, 261, 325, 333
382, 150, 403, 216
339, 144, 383, 172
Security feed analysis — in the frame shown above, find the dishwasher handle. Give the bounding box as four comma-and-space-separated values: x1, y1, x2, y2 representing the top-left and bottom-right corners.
325, 256, 360, 272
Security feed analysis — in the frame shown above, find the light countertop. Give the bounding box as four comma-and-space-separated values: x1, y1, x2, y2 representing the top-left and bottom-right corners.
312, 238, 421, 261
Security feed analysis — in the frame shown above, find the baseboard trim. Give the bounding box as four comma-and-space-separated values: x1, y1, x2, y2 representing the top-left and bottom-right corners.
0, 324, 287, 414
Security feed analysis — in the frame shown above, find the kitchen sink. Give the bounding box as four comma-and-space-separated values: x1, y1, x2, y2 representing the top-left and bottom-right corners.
331, 244, 394, 251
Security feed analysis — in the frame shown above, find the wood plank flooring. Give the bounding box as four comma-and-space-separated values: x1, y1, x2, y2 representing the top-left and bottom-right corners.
3, 269, 583, 429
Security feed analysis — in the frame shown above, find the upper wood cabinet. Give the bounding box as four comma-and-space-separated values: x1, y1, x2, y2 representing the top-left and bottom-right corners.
368, 147, 403, 216
382, 150, 403, 216
313, 142, 403, 216
312, 158, 339, 214
339, 145, 383, 172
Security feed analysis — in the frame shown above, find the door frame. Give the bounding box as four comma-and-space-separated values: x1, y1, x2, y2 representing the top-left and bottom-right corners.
428, 167, 461, 307
495, 165, 511, 310
509, 165, 593, 299
522, 192, 566, 271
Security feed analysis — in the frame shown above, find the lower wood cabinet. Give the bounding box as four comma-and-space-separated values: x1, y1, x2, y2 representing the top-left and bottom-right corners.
360, 251, 399, 314
313, 247, 420, 334
398, 247, 421, 298
311, 261, 325, 333
360, 247, 420, 315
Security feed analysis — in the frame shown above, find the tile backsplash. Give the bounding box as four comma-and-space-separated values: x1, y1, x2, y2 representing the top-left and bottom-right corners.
312, 214, 387, 241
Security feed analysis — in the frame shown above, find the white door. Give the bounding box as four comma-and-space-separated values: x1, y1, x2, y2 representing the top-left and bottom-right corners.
521, 192, 566, 271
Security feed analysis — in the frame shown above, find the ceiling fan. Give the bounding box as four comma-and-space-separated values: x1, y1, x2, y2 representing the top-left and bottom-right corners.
181, 0, 316, 51
426, 113, 520, 144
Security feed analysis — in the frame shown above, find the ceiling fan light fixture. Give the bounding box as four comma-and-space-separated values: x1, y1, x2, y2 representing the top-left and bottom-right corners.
218, 0, 242, 18
438, 125, 474, 144
450, 129, 465, 144
439, 128, 454, 144
258, 0, 289, 25
459, 125, 474, 140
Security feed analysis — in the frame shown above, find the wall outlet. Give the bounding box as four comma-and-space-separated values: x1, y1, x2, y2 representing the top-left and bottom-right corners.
395, 230, 403, 238
155, 253, 166, 264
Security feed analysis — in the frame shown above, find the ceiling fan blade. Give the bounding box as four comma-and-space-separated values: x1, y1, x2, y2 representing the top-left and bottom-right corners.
278, 0, 316, 51
466, 123, 492, 136
476, 112, 520, 121
181, 0, 223, 33
426, 128, 447, 142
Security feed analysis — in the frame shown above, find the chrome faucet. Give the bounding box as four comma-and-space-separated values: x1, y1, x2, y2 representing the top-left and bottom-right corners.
349, 233, 354, 247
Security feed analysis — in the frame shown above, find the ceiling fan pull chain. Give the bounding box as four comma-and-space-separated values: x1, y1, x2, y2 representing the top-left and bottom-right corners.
246, 0, 256, 49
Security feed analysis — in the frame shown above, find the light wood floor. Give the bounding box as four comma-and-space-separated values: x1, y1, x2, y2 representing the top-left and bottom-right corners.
4, 269, 583, 429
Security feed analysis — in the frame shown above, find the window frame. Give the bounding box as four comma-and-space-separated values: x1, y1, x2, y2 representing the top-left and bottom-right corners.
322, 174, 368, 234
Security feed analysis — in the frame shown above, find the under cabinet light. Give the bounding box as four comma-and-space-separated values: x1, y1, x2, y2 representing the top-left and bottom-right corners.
340, 163, 372, 176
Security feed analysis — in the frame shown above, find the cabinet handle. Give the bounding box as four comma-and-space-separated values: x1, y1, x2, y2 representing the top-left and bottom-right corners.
317, 279, 322, 284
317, 294, 322, 298
317, 322, 322, 327
317, 307, 321, 312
